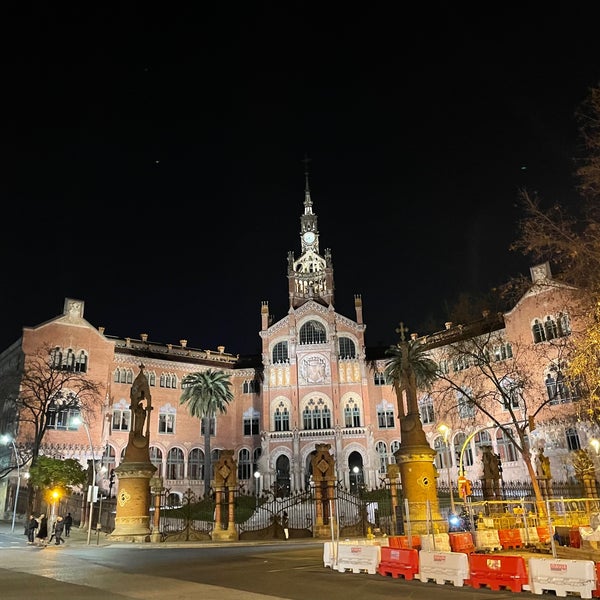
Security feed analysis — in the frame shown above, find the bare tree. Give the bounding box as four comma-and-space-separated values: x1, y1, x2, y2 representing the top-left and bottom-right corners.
427, 327, 579, 514
11, 344, 103, 512
509, 82, 600, 425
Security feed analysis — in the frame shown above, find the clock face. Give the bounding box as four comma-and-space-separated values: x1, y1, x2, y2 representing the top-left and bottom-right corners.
303, 231, 315, 244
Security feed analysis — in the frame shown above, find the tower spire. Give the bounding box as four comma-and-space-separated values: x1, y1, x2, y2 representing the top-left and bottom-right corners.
302, 154, 312, 212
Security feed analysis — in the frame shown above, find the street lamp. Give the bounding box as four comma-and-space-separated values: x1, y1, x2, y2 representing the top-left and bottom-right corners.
73, 416, 96, 545
1, 434, 20, 532
438, 424, 456, 513
254, 470, 260, 501
591, 438, 600, 455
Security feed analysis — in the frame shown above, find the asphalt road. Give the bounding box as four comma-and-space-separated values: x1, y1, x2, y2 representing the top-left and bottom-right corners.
0, 528, 526, 600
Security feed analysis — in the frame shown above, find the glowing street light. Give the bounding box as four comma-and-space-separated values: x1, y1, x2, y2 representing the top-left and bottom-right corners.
254, 470, 260, 501
1, 434, 20, 532
438, 424, 456, 514
591, 438, 600, 455
73, 416, 96, 545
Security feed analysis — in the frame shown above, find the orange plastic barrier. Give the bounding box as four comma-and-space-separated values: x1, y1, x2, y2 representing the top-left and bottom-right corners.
570, 527, 582, 548
449, 531, 475, 554
497, 528, 523, 550
592, 562, 600, 597
467, 553, 528, 592
388, 534, 421, 549
377, 546, 419, 580
536, 526, 551, 543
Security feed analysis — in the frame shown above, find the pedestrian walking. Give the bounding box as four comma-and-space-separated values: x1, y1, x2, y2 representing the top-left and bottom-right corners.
63, 512, 73, 537
26, 514, 38, 544
49, 516, 65, 545
36, 514, 48, 546
282, 511, 289, 540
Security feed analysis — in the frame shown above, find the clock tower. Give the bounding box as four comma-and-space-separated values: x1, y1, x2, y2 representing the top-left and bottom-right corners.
288, 167, 334, 309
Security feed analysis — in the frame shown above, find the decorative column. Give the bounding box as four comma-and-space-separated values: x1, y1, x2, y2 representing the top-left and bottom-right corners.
311, 443, 337, 538
110, 365, 157, 542
211, 449, 238, 542
392, 325, 443, 533
150, 477, 163, 543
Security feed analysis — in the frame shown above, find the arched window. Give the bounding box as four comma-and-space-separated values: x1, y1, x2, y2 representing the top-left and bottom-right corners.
532, 319, 546, 343
434, 436, 448, 469
419, 396, 435, 424
344, 398, 361, 427
302, 398, 331, 430
274, 402, 290, 432
496, 429, 518, 462
544, 316, 558, 341
299, 320, 327, 345
454, 432, 473, 468
558, 312, 571, 337
474, 430, 492, 458
376, 441, 388, 473
149, 447, 163, 478
566, 427, 581, 451
238, 448, 251, 480
101, 444, 116, 474
272, 341, 289, 363
338, 336, 356, 359
166, 447, 185, 480
188, 448, 204, 480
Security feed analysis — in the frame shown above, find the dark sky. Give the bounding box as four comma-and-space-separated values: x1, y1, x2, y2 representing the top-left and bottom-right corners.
1, 6, 599, 356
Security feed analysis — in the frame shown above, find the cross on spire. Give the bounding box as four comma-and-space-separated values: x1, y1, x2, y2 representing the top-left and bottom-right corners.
395, 322, 409, 343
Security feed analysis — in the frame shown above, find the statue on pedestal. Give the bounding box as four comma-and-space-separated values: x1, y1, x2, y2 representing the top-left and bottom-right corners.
124, 365, 153, 461
535, 447, 552, 499
481, 445, 501, 501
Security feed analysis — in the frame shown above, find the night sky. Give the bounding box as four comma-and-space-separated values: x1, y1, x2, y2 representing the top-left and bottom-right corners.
1, 6, 599, 356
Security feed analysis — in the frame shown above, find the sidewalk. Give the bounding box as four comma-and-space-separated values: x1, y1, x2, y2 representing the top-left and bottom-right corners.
0, 519, 321, 549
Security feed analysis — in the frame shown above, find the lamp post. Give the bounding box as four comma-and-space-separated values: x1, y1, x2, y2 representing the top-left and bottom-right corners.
74, 417, 96, 545
1, 435, 20, 532
254, 470, 260, 502
438, 424, 455, 513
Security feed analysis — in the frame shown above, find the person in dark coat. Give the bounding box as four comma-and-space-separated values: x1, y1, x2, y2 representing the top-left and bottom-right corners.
36, 513, 48, 546
26, 514, 38, 544
63, 512, 73, 537
49, 516, 65, 545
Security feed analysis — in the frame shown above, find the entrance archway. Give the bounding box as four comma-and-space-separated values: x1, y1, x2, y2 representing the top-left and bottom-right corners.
348, 451, 364, 493
275, 455, 291, 497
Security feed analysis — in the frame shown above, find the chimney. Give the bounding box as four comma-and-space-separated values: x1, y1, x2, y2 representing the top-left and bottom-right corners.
180, 339, 187, 348
98, 326, 105, 335
141, 333, 148, 342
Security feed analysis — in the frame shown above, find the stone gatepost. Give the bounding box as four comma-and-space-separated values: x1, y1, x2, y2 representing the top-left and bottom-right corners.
311, 443, 337, 538
212, 449, 238, 542
110, 365, 157, 542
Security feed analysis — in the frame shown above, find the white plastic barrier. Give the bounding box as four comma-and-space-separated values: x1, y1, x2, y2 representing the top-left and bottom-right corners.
418, 550, 469, 586
419, 533, 451, 552
526, 557, 596, 598
473, 529, 501, 551
335, 543, 381, 574
522, 526, 540, 545
323, 542, 336, 568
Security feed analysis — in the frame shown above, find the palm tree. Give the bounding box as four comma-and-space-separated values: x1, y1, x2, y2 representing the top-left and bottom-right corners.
384, 337, 438, 446
180, 369, 233, 498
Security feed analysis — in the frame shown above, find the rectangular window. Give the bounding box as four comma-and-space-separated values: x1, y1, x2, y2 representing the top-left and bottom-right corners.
112, 409, 131, 431
244, 417, 259, 435
158, 413, 175, 434
373, 372, 386, 386
200, 417, 216, 436
377, 409, 395, 429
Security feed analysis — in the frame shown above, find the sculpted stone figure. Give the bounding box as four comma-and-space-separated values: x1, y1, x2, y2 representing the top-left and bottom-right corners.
128, 365, 152, 450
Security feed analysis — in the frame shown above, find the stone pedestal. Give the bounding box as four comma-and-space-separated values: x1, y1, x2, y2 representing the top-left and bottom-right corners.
109, 461, 156, 542
395, 444, 444, 534
211, 450, 239, 542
